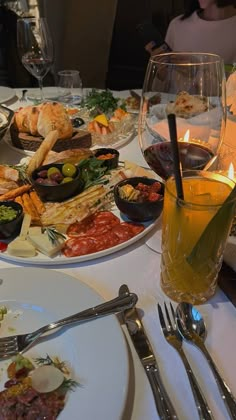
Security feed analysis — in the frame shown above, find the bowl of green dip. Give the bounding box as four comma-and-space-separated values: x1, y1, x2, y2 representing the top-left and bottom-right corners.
0, 201, 23, 239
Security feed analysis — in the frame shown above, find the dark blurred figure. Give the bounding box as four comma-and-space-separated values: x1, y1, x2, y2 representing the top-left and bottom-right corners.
0, 5, 54, 88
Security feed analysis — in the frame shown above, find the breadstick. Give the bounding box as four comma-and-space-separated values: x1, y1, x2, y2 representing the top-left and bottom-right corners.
0, 184, 31, 201
29, 191, 45, 215
22, 193, 40, 223
14, 196, 24, 207
26, 130, 59, 176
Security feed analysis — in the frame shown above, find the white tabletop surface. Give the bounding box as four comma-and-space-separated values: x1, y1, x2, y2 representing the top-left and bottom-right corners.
0, 87, 236, 420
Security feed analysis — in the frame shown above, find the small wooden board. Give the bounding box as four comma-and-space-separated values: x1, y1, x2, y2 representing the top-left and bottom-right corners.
10, 125, 92, 152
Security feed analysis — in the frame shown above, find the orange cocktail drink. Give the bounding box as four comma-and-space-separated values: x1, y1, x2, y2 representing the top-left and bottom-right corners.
161, 170, 236, 304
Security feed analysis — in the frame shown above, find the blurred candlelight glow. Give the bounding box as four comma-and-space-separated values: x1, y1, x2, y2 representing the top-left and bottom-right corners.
183, 130, 190, 142
228, 162, 235, 180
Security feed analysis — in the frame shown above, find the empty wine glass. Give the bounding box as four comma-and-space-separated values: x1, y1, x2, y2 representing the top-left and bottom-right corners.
57, 69, 83, 106
138, 52, 226, 180
17, 17, 53, 102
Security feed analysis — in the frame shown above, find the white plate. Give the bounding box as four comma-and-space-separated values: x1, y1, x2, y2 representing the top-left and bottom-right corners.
0, 86, 15, 104
0, 212, 157, 265
0, 267, 129, 420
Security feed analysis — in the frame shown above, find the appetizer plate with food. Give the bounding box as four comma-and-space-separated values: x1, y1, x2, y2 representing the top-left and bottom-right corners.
0, 267, 129, 420
0, 139, 161, 265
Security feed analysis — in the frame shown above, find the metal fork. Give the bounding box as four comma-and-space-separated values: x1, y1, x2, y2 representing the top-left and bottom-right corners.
0, 289, 138, 359
157, 302, 214, 420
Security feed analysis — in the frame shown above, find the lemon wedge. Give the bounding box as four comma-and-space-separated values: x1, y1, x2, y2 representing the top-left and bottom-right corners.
94, 114, 109, 127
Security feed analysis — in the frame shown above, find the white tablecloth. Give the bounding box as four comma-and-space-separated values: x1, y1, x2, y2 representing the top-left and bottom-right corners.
0, 88, 236, 420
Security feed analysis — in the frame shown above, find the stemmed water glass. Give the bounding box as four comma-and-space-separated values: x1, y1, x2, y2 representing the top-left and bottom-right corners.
17, 17, 54, 102
138, 52, 226, 180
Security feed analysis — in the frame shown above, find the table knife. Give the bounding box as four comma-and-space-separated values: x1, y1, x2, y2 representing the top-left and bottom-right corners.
119, 284, 178, 420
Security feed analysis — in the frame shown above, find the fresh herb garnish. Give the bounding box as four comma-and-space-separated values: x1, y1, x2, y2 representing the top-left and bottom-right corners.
60, 378, 80, 391
10, 164, 30, 183
78, 157, 109, 189
34, 354, 55, 366
44, 228, 66, 245
83, 89, 126, 117
186, 182, 236, 272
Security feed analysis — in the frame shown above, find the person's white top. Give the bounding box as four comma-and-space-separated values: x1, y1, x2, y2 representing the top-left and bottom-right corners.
165, 11, 236, 65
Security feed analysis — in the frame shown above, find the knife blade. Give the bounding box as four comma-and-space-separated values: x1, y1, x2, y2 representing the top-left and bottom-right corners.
119, 284, 178, 420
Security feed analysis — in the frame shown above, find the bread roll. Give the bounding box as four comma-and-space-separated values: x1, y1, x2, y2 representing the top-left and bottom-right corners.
27, 106, 41, 136
37, 102, 73, 140
166, 91, 208, 118
14, 106, 32, 133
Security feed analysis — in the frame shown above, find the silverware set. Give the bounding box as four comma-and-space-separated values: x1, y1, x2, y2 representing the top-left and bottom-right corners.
158, 302, 213, 420
120, 288, 236, 420
0, 284, 235, 419
156, 301, 236, 420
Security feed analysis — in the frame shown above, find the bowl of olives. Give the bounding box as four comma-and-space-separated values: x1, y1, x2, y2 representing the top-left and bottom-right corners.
30, 162, 85, 202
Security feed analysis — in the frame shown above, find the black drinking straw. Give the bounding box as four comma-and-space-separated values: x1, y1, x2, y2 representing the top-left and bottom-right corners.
167, 113, 184, 200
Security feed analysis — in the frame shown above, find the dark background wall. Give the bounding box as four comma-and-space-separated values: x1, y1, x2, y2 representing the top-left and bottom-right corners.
106, 0, 185, 90
2, 0, 185, 89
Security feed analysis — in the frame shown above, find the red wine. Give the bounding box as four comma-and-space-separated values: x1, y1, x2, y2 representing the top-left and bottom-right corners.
22, 55, 52, 79
144, 142, 214, 180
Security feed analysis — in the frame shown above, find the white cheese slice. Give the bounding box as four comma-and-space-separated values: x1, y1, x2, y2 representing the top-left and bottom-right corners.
28, 226, 42, 235
7, 213, 36, 257
28, 233, 65, 257
7, 239, 36, 257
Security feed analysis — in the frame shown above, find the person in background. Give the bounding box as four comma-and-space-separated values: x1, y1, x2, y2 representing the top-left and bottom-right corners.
164, 0, 236, 73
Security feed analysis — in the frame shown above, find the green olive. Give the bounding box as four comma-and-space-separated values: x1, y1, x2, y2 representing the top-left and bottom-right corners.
61, 176, 73, 183
62, 163, 77, 178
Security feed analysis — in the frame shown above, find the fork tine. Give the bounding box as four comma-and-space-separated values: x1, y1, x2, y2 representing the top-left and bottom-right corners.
0, 341, 18, 351
0, 349, 18, 359
169, 302, 176, 326
0, 337, 17, 345
157, 303, 166, 331
164, 302, 173, 330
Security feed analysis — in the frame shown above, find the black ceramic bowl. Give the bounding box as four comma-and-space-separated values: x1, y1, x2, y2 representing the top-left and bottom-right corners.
94, 148, 119, 170
31, 163, 85, 202
0, 201, 23, 239
114, 177, 164, 222
0, 105, 14, 141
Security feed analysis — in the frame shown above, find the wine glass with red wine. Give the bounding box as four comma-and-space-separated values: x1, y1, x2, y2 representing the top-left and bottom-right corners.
139, 52, 226, 180
17, 17, 53, 102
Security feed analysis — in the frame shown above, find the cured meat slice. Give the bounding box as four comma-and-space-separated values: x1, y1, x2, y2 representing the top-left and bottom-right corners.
112, 224, 134, 242
63, 211, 145, 257
63, 237, 97, 257
67, 216, 95, 236
67, 211, 120, 237
121, 222, 145, 235
93, 211, 120, 227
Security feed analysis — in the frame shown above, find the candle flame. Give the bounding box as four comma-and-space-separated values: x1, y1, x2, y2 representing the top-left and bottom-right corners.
228, 162, 234, 180
183, 130, 190, 142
